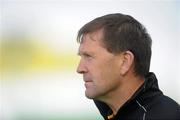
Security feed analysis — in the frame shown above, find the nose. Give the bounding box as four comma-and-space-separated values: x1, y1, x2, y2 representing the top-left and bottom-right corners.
76, 59, 87, 74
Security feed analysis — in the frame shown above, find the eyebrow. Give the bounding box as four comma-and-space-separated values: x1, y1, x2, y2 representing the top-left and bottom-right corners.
77, 51, 94, 56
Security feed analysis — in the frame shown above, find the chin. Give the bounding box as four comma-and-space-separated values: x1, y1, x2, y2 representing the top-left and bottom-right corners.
85, 93, 102, 100
85, 91, 96, 99
85, 93, 93, 99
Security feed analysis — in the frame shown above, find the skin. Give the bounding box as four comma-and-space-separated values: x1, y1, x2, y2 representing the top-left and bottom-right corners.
76, 29, 144, 114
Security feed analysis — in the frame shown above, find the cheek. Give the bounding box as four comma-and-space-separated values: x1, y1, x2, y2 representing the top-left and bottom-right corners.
99, 63, 121, 85
88, 59, 120, 86
92, 68, 114, 87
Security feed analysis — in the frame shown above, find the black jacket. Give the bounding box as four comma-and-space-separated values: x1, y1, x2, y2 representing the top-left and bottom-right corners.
94, 72, 180, 120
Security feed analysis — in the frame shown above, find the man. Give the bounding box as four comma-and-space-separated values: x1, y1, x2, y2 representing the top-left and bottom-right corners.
76, 13, 180, 120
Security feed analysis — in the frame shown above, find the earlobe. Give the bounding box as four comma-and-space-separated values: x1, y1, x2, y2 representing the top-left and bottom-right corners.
119, 51, 134, 75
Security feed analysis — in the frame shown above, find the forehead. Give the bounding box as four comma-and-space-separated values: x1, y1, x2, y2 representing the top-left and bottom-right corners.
82, 29, 104, 43
79, 30, 105, 53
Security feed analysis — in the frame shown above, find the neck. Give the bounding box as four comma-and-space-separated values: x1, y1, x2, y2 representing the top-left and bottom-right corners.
102, 74, 144, 115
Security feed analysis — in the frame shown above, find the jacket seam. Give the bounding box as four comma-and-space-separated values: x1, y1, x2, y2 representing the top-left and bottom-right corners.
136, 100, 147, 120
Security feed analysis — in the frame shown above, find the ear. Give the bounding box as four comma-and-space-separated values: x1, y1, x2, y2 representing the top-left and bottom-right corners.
119, 51, 134, 75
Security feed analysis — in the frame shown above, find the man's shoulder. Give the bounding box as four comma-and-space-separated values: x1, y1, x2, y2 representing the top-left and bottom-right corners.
146, 94, 180, 119
151, 94, 180, 110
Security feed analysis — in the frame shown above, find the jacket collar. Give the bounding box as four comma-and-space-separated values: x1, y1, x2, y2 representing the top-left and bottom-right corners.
94, 72, 162, 119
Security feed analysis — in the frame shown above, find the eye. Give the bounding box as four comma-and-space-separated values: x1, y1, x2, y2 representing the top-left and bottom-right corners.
84, 53, 92, 58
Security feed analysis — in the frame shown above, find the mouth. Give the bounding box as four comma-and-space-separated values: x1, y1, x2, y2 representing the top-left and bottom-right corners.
84, 80, 93, 88
83, 75, 92, 83
83, 75, 93, 88
84, 79, 92, 82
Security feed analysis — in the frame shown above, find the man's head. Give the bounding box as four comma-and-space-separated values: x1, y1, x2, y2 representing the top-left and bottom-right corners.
77, 13, 152, 77
76, 13, 152, 100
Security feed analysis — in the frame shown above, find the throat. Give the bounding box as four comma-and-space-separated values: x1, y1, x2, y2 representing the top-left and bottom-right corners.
106, 78, 145, 115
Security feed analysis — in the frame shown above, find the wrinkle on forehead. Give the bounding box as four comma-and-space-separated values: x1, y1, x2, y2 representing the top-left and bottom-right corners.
78, 31, 106, 56
81, 29, 104, 43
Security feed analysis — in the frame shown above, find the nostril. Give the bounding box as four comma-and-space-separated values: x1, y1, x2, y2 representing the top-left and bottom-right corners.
76, 65, 83, 74
78, 71, 84, 74
76, 67, 85, 74
76, 64, 86, 74
76, 69, 81, 74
